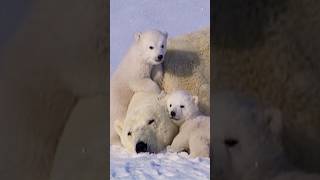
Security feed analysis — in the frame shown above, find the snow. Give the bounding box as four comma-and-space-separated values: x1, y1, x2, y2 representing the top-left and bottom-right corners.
110, 0, 210, 75
110, 145, 210, 180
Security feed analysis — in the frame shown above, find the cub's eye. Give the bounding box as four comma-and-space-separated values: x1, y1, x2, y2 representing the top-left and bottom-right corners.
224, 138, 238, 147
169, 104, 172, 107
149, 46, 154, 50
161, 45, 164, 48
180, 105, 184, 108
148, 119, 155, 125
127, 132, 132, 136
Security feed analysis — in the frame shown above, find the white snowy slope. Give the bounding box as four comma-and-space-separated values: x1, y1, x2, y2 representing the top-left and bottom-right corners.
110, 145, 210, 180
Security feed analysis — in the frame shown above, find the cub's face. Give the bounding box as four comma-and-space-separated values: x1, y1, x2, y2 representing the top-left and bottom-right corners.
118, 105, 178, 154
135, 30, 168, 65
166, 90, 199, 126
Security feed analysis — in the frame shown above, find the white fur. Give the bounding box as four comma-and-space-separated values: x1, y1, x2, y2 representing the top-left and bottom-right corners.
166, 90, 210, 157
110, 30, 168, 144
116, 92, 178, 153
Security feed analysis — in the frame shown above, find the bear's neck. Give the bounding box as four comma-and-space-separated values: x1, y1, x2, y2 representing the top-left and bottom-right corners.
185, 111, 201, 121
128, 45, 153, 77
135, 61, 153, 77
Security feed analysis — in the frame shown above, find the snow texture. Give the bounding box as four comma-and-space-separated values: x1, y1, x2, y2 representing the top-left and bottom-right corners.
110, 0, 210, 75
110, 145, 210, 180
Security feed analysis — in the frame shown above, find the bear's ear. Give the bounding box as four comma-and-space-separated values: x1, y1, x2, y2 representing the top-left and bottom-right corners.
264, 108, 282, 136
134, 32, 142, 41
193, 96, 199, 106
115, 120, 123, 136
157, 90, 168, 104
157, 90, 167, 101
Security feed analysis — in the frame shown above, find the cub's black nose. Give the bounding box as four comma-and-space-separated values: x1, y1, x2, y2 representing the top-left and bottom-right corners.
170, 111, 176, 117
136, 141, 147, 153
158, 55, 163, 60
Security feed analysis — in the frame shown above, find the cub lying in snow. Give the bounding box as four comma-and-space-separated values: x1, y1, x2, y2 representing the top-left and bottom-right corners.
163, 90, 210, 158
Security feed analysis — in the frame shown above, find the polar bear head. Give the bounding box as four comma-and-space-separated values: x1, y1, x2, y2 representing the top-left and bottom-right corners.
134, 30, 168, 65
166, 90, 200, 126
115, 92, 178, 153
213, 91, 283, 180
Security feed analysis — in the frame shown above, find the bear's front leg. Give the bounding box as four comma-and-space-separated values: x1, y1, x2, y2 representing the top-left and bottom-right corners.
151, 64, 163, 87
189, 136, 210, 158
129, 78, 161, 93
167, 132, 189, 153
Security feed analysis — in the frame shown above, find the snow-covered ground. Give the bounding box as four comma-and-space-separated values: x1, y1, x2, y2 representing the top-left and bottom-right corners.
110, 145, 210, 180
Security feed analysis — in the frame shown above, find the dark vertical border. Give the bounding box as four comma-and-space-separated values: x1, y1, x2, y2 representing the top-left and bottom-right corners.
0, 0, 110, 178
211, 0, 320, 178
210, 0, 214, 179
105, 0, 110, 178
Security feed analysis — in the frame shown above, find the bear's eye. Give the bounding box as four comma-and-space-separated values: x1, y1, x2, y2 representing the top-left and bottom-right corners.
169, 104, 172, 107
149, 46, 154, 50
161, 45, 164, 48
148, 119, 155, 125
180, 105, 184, 108
127, 131, 132, 136
224, 138, 239, 147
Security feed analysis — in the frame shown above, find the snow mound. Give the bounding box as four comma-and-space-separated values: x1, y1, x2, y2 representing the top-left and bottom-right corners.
110, 145, 210, 180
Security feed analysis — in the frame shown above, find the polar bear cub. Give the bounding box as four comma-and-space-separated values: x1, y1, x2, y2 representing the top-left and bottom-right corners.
110, 30, 168, 144
165, 90, 210, 158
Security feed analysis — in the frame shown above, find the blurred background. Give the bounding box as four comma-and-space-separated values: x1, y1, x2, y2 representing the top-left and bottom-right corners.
0, 0, 107, 179
0, 0, 30, 50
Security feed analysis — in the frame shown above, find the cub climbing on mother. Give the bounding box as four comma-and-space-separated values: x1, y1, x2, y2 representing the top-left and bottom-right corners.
110, 30, 168, 144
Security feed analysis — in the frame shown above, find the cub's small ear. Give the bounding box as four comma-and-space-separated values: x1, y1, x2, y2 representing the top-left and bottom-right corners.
158, 90, 167, 99
115, 120, 123, 136
264, 108, 282, 136
134, 32, 142, 41
157, 90, 167, 103
193, 96, 199, 106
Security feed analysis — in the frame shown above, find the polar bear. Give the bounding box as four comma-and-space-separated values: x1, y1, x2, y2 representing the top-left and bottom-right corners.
115, 91, 178, 153
110, 30, 168, 144
165, 90, 210, 158
213, 91, 320, 180
162, 27, 210, 115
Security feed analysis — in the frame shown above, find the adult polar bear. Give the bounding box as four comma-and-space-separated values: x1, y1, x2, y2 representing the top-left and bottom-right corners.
110, 30, 168, 144
115, 92, 178, 153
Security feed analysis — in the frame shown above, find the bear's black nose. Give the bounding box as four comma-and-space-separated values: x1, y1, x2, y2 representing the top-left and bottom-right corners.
136, 141, 147, 153
171, 111, 176, 117
158, 55, 163, 60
